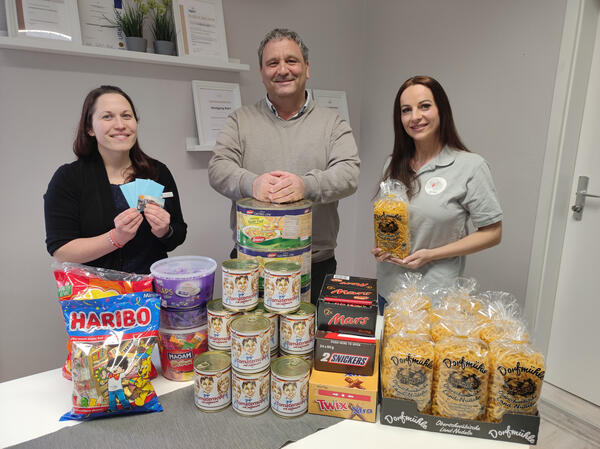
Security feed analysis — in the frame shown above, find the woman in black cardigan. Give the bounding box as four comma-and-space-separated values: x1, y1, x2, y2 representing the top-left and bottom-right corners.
44, 85, 187, 273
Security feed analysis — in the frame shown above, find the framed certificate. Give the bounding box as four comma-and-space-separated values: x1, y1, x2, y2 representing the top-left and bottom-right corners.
5, 0, 82, 43
77, 0, 125, 49
312, 89, 351, 125
173, 0, 228, 60
191, 80, 241, 150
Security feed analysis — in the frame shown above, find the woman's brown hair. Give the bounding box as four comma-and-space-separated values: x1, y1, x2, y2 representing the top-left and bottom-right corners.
73, 85, 158, 181
384, 76, 468, 198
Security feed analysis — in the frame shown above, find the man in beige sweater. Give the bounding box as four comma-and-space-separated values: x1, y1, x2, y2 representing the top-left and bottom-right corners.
208, 28, 360, 303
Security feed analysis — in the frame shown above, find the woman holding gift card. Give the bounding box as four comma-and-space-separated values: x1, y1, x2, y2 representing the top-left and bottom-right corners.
44, 85, 187, 273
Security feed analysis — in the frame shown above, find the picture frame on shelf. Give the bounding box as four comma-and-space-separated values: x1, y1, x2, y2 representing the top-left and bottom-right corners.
190, 80, 240, 151
311, 89, 350, 125
77, 0, 125, 50
173, 0, 227, 61
5, 0, 82, 44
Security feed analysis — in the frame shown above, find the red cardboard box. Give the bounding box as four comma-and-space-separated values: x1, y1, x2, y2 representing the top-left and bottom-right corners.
317, 274, 377, 336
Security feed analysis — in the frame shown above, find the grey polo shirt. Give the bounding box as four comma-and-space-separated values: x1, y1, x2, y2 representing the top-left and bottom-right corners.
377, 147, 503, 299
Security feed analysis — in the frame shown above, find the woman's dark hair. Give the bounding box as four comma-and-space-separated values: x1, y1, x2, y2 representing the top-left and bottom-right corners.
73, 85, 158, 182
384, 75, 468, 198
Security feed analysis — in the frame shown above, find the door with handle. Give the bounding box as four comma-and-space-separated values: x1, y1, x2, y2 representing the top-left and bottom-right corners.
571, 175, 600, 220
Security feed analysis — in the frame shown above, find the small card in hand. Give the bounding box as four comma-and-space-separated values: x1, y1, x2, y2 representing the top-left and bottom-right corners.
137, 194, 165, 212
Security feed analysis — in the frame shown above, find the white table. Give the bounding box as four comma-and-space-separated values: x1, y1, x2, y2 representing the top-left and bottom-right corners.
0, 360, 525, 449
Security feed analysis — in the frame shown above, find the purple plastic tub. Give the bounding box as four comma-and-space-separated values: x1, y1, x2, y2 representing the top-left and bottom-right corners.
151, 256, 217, 309
160, 304, 207, 329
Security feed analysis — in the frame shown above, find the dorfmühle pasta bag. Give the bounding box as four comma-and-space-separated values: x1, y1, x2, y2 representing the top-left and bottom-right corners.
374, 179, 410, 259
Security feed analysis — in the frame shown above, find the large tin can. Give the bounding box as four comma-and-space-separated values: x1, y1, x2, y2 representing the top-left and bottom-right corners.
271, 356, 311, 418
236, 198, 312, 250
237, 244, 311, 292
221, 259, 260, 312
279, 348, 314, 367
207, 299, 242, 350
245, 301, 279, 352
280, 303, 316, 354
230, 315, 271, 373
194, 351, 231, 412
232, 368, 270, 416
263, 261, 301, 314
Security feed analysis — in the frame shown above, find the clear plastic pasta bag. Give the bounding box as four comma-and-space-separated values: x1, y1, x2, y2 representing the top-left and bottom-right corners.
374, 180, 410, 259
381, 314, 434, 413
486, 327, 544, 422
478, 291, 529, 345
388, 273, 432, 311
432, 320, 489, 420
383, 307, 430, 344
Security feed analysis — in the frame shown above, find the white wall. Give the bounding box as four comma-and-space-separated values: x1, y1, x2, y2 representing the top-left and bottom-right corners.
353, 0, 567, 296
0, 0, 366, 381
0, 0, 567, 381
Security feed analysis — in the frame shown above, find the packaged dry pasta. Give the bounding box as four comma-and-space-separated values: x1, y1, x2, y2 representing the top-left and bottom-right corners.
383, 307, 429, 343
432, 320, 489, 420
443, 277, 483, 315
478, 291, 528, 345
429, 308, 481, 343
388, 273, 432, 311
381, 329, 434, 413
374, 180, 410, 259
486, 331, 545, 422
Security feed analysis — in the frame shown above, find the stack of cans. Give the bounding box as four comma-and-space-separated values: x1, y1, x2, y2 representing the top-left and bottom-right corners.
235, 198, 313, 303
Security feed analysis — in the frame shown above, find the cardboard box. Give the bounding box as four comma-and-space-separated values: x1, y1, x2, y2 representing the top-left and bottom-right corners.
317, 274, 378, 336
308, 342, 379, 423
314, 330, 377, 376
380, 397, 540, 445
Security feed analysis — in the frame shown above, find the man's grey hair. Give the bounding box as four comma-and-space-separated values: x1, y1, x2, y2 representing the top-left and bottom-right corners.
257, 28, 309, 67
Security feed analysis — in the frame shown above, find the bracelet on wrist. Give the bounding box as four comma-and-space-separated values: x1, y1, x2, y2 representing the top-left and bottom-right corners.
160, 225, 174, 240
108, 229, 124, 248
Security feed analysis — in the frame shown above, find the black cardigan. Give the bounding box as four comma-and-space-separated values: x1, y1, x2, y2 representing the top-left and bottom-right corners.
44, 153, 187, 273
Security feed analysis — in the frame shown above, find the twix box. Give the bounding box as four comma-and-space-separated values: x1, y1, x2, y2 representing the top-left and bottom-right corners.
308, 341, 379, 423
317, 274, 377, 336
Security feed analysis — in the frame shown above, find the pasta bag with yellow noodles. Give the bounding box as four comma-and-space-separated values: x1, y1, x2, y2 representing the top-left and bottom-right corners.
383, 306, 430, 345
443, 277, 483, 315
388, 273, 432, 311
478, 291, 528, 345
381, 314, 434, 413
432, 320, 489, 420
374, 180, 410, 259
486, 327, 545, 423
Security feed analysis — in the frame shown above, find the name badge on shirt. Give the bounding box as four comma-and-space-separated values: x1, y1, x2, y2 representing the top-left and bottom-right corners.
425, 177, 447, 195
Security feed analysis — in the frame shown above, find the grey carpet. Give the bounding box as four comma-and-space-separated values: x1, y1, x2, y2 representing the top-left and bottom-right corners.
10, 385, 340, 449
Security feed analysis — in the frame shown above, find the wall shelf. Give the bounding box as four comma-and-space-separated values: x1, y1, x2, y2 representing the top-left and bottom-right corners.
0, 36, 250, 72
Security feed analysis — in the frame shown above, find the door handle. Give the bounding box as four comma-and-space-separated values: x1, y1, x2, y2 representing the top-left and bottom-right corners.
571, 176, 600, 220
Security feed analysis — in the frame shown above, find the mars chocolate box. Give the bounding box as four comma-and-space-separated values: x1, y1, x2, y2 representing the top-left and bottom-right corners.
308, 341, 379, 423
317, 274, 377, 336
314, 330, 377, 375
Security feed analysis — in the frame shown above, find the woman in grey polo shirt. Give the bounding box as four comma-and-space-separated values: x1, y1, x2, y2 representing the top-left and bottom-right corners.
372, 76, 503, 312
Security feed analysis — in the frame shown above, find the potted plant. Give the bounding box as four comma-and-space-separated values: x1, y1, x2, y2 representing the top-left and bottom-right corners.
148, 0, 175, 55
110, 0, 149, 52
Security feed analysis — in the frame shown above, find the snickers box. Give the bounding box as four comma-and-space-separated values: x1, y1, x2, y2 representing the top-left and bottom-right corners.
308, 341, 379, 423
317, 274, 377, 336
314, 330, 377, 376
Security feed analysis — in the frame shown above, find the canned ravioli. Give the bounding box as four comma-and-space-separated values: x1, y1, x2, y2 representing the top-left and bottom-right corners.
230, 315, 271, 373
221, 259, 259, 312
207, 299, 241, 350
194, 351, 231, 412
245, 301, 279, 351
271, 356, 310, 417
264, 261, 301, 313
232, 368, 270, 416
280, 302, 316, 354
